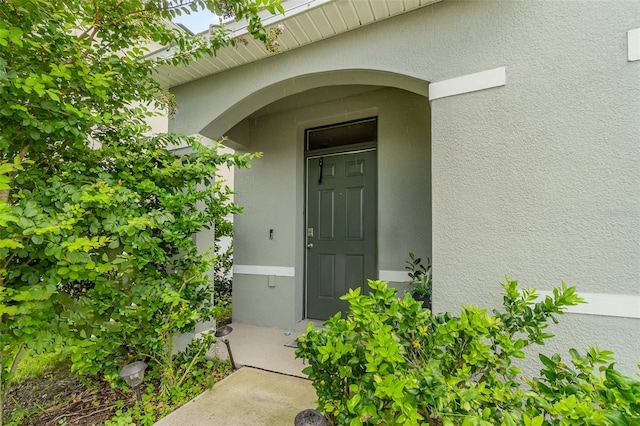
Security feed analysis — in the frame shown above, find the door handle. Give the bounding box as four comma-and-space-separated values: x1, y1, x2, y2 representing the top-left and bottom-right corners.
307, 243, 314, 249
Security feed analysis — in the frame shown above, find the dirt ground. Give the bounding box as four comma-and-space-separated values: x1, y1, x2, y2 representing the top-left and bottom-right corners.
6, 358, 233, 426
6, 366, 134, 426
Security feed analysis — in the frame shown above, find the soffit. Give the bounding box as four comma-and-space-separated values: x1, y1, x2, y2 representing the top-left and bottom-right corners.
247, 84, 382, 119
151, 0, 441, 89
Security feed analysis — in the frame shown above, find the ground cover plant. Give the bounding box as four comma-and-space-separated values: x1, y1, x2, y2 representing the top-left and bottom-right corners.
296, 280, 640, 426
0, 0, 283, 424
5, 302, 235, 425
5, 351, 232, 426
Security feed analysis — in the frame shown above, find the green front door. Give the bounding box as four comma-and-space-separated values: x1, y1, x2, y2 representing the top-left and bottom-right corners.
306, 149, 377, 320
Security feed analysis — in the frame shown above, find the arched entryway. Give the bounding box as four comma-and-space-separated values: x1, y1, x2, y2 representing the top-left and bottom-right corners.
201, 71, 431, 328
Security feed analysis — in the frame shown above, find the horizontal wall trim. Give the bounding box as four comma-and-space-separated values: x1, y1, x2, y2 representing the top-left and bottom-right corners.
538, 291, 640, 319
429, 67, 506, 100
629, 28, 640, 61
233, 265, 295, 277
230, 266, 639, 319
379, 270, 410, 283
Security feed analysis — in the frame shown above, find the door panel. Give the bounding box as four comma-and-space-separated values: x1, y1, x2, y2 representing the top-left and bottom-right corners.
346, 187, 364, 240
319, 190, 335, 239
306, 150, 377, 320
318, 254, 336, 298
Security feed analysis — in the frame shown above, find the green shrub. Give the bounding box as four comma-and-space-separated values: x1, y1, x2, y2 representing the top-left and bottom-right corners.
10, 349, 67, 384
106, 356, 231, 426
213, 243, 234, 302
405, 253, 432, 309
296, 280, 639, 425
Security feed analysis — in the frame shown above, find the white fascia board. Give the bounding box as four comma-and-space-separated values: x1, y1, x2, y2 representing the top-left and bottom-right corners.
225, 0, 334, 35
537, 291, 640, 319
628, 28, 640, 61
147, 0, 334, 60
429, 67, 506, 101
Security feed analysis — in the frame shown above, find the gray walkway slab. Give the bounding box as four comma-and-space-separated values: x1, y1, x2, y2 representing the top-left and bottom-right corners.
154, 367, 318, 426
154, 322, 326, 425
206, 322, 316, 377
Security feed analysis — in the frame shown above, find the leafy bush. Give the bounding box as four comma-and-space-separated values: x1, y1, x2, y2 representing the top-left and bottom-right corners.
213, 243, 234, 302
0, 0, 283, 422
106, 356, 232, 426
296, 280, 639, 425
405, 253, 432, 309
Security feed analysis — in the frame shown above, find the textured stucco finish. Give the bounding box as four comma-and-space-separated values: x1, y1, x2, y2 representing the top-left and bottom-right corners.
171, 1, 640, 373
427, 2, 640, 375
231, 87, 431, 328
233, 275, 297, 327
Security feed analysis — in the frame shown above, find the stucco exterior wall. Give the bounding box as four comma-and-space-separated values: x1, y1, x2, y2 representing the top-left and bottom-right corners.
170, 1, 640, 374
231, 87, 431, 327
427, 1, 639, 375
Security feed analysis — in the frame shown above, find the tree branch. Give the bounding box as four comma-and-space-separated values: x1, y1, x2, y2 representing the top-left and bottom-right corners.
105, 8, 148, 28
8, 345, 26, 385
76, 0, 101, 41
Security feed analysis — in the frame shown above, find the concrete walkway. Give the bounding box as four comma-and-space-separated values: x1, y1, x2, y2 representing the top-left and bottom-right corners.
154, 322, 323, 425
154, 367, 318, 426
206, 322, 315, 377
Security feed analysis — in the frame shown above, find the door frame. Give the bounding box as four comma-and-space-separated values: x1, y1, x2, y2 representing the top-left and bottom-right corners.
304, 145, 378, 320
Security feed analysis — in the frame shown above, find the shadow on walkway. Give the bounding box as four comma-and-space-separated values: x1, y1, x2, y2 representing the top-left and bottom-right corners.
153, 367, 318, 426
154, 322, 324, 425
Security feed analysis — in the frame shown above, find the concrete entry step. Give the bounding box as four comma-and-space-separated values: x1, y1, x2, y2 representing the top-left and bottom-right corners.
206, 322, 313, 378
153, 367, 318, 426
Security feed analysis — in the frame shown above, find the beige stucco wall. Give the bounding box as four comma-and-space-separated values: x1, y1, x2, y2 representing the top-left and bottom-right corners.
170, 1, 640, 374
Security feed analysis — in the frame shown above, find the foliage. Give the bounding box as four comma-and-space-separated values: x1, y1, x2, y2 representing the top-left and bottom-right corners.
5, 352, 230, 426
296, 279, 639, 425
214, 299, 233, 326
143, 332, 221, 404
105, 356, 231, 426
9, 349, 67, 385
213, 243, 234, 302
2, 133, 254, 378
405, 253, 432, 303
0, 0, 281, 423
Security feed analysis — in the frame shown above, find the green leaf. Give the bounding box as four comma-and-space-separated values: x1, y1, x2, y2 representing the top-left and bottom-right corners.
0, 305, 20, 316
0, 238, 23, 249
603, 411, 629, 426
47, 90, 60, 101
539, 353, 555, 369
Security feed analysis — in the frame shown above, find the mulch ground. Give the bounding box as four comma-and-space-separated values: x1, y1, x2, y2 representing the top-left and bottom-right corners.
5, 310, 234, 425
6, 365, 136, 426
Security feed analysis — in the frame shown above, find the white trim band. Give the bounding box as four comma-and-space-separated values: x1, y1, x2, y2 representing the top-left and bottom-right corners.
537, 291, 640, 319
379, 270, 410, 282
429, 67, 506, 101
628, 28, 640, 61
233, 265, 296, 277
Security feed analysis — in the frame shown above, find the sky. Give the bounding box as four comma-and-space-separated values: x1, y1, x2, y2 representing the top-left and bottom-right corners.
172, 9, 220, 34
